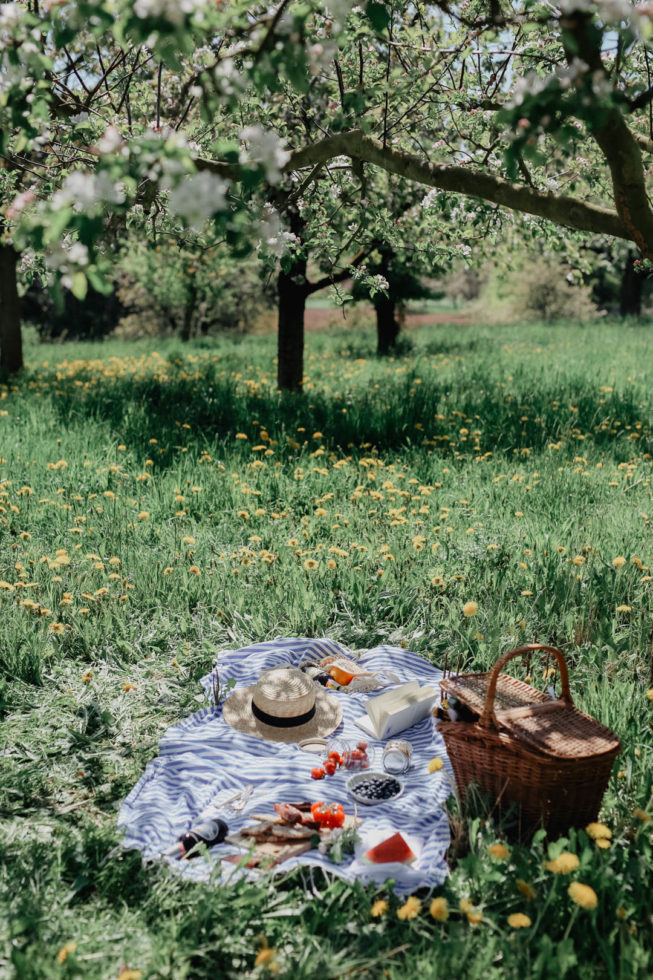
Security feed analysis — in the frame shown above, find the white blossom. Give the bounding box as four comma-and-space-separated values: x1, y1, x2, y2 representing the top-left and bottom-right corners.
133, 0, 207, 27
257, 205, 298, 258
239, 126, 291, 184
52, 171, 125, 211
167, 171, 228, 228
97, 125, 123, 154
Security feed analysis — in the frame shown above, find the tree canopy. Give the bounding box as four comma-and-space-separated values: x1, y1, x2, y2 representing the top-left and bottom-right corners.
2, 0, 653, 374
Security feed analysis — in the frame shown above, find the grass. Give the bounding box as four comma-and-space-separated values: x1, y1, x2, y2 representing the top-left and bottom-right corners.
1, 318, 652, 980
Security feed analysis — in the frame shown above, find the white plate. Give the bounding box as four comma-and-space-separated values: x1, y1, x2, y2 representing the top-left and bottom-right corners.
346, 770, 404, 806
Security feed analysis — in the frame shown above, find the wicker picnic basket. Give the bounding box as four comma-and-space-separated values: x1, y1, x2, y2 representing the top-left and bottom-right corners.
436, 644, 621, 836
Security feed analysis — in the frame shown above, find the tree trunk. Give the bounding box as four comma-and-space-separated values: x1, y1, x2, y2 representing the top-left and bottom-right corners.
375, 294, 400, 355
277, 256, 308, 391
619, 251, 643, 317
0, 244, 23, 374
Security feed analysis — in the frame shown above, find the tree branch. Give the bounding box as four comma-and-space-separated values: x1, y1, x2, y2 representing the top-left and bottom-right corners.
285, 130, 631, 243
306, 247, 368, 295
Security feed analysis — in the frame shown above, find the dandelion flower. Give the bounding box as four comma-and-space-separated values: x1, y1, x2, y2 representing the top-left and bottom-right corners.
397, 896, 421, 920
189, 566, 200, 575
516, 879, 537, 901
57, 942, 77, 963
138, 511, 149, 520
488, 843, 510, 861
371, 899, 388, 918
595, 838, 611, 849
633, 808, 651, 822
462, 601, 478, 617
314, 507, 327, 517
254, 944, 277, 970
568, 882, 598, 909
507, 913, 531, 929
117, 971, 142, 980
49, 622, 64, 634
585, 822, 612, 841
182, 536, 196, 545
613, 556, 626, 568
430, 897, 449, 921
616, 605, 631, 613
647, 688, 653, 701
428, 756, 444, 773
304, 559, 319, 571
545, 852, 579, 874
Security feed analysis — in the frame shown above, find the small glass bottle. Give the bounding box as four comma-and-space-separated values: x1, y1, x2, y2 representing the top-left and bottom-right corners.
382, 740, 412, 774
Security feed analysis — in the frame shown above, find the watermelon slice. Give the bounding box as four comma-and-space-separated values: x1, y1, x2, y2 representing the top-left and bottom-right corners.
362, 832, 416, 865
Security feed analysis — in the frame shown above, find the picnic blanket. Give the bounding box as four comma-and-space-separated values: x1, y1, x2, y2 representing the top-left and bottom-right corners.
118, 638, 452, 894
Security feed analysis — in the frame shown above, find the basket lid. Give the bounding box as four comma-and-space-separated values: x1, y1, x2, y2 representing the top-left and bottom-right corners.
495, 701, 621, 760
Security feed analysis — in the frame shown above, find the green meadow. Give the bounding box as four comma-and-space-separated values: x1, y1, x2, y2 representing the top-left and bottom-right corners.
1, 320, 652, 979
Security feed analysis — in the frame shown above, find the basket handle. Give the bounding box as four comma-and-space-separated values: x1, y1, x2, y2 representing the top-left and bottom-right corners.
477, 643, 573, 730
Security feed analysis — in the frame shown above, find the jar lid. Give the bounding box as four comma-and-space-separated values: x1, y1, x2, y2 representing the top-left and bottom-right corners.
298, 737, 328, 754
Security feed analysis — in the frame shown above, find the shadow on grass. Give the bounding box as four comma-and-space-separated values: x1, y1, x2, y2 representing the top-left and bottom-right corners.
6, 338, 648, 464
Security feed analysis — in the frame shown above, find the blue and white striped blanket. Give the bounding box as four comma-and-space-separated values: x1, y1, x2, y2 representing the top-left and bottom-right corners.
118, 638, 451, 894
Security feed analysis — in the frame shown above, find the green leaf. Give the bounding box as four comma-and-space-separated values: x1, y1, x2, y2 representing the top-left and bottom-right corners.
45, 208, 72, 244
71, 271, 88, 301
366, 1, 390, 32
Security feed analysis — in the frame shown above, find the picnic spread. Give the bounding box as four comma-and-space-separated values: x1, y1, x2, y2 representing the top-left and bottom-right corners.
118, 638, 452, 894
118, 638, 621, 893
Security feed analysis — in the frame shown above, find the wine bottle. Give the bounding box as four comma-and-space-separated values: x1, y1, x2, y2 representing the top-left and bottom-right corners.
164, 817, 229, 859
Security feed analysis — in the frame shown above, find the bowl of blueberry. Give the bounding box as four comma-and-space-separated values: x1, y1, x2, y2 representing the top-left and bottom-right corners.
346, 770, 403, 806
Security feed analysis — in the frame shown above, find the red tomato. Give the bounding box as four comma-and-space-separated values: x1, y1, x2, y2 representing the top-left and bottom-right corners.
311, 767, 325, 780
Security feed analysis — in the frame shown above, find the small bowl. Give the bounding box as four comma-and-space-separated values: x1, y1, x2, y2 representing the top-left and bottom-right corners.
346, 770, 404, 806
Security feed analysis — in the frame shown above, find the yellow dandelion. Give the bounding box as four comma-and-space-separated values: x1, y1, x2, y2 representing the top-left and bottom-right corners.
595, 838, 611, 849
568, 882, 598, 909
516, 879, 537, 901
235, 433, 248, 440
545, 852, 579, 874
182, 536, 196, 545
488, 843, 510, 861
254, 944, 278, 970
314, 507, 327, 517
327, 559, 336, 569
303, 559, 319, 571
466, 909, 483, 925
138, 511, 149, 520
49, 622, 64, 634
633, 808, 651, 822
507, 913, 531, 929
104, 490, 116, 499
397, 896, 421, 920
57, 941, 77, 963
462, 601, 478, 617
428, 756, 444, 773
189, 566, 200, 575
572, 555, 585, 565
613, 556, 627, 567
616, 605, 631, 613
459, 897, 473, 913
371, 899, 388, 918
163, 567, 173, 575
521, 589, 533, 596
117, 971, 142, 980
429, 897, 449, 922
585, 822, 612, 841
647, 688, 653, 701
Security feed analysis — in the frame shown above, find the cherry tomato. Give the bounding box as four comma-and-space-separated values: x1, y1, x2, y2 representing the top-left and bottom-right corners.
311, 767, 325, 780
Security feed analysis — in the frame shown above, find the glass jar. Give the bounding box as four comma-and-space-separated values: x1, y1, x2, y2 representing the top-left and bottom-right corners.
382, 740, 412, 774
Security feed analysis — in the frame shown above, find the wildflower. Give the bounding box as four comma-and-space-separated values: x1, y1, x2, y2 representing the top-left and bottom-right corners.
163, 567, 173, 575
568, 882, 598, 909
327, 559, 336, 570
613, 556, 626, 567
521, 590, 533, 596
117, 971, 142, 980
189, 566, 200, 575
371, 899, 388, 917
462, 601, 478, 617
595, 838, 611, 849
516, 879, 537, 901
57, 941, 77, 963
616, 605, 631, 613
647, 689, 653, 701
314, 507, 327, 517
507, 913, 531, 929
182, 536, 196, 545
428, 756, 444, 773
49, 622, 64, 634
104, 490, 116, 499
459, 898, 473, 912
572, 555, 585, 565
397, 896, 421, 920
545, 852, 579, 874
488, 843, 510, 861
633, 808, 651, 822
585, 822, 612, 841
304, 559, 319, 571
138, 511, 149, 520
429, 897, 449, 921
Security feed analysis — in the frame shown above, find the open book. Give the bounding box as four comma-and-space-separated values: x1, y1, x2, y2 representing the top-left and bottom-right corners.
354, 681, 439, 740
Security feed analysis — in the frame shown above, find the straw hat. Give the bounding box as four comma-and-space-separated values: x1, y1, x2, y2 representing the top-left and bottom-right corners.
221, 666, 342, 743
